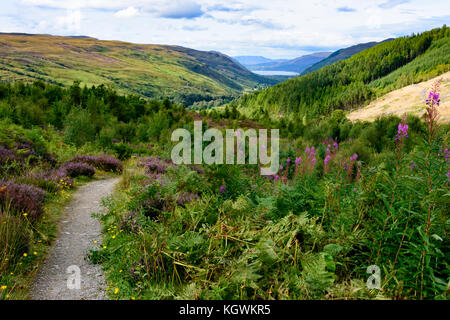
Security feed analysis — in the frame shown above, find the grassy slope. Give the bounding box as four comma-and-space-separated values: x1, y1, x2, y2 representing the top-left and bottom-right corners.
0, 34, 274, 105
348, 71, 450, 122
301, 40, 391, 75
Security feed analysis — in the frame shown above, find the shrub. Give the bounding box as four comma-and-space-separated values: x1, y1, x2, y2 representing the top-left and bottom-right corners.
176, 192, 200, 208
60, 162, 95, 178
139, 157, 172, 174
70, 154, 123, 173
0, 147, 24, 175
112, 142, 134, 160
63, 107, 96, 147
20, 169, 74, 192
0, 180, 47, 220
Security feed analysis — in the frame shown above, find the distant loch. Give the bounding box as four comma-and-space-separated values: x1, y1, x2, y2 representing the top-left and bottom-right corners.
251, 70, 299, 76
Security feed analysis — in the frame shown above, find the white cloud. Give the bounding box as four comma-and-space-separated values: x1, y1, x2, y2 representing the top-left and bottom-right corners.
55, 9, 82, 31
114, 6, 139, 18
3, 0, 450, 58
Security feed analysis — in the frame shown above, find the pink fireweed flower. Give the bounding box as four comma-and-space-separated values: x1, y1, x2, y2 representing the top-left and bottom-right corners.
280, 165, 283, 170
219, 185, 226, 194
333, 141, 338, 150
424, 80, 441, 139
395, 122, 409, 141
324, 154, 331, 174
426, 91, 440, 107
287, 157, 291, 164
274, 175, 279, 181
350, 154, 358, 162
447, 171, 450, 179
295, 157, 302, 165
305, 146, 310, 154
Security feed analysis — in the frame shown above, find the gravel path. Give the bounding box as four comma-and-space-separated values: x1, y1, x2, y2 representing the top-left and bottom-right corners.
30, 178, 119, 300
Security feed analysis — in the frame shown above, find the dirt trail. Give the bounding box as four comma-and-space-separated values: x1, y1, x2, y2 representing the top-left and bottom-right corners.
29, 178, 119, 300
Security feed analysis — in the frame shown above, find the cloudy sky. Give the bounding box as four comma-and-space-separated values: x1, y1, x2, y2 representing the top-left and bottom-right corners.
1, 0, 449, 59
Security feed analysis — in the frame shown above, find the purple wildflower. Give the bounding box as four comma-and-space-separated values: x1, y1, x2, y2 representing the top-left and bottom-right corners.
395, 122, 409, 141
219, 185, 226, 194
324, 155, 331, 166
333, 141, 339, 150
295, 157, 302, 165
426, 92, 440, 107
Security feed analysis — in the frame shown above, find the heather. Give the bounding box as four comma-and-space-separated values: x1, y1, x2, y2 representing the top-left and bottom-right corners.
60, 162, 95, 178
70, 155, 123, 173
0, 180, 47, 220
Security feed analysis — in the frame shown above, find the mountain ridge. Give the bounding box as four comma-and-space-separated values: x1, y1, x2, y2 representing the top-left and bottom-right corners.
248, 52, 332, 74
301, 39, 394, 75
0, 33, 276, 106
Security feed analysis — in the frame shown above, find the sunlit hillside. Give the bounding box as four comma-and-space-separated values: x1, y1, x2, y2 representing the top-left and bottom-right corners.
0, 33, 274, 106
348, 71, 450, 122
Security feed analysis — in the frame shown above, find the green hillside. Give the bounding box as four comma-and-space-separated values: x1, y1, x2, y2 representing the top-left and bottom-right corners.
301, 40, 392, 75
236, 26, 450, 118
0, 33, 275, 106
